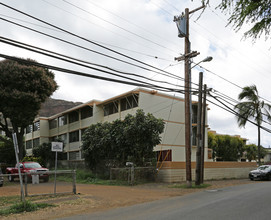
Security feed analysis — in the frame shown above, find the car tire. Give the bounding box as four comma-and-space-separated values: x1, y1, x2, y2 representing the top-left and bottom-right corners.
0, 183, 3, 187
8, 174, 14, 182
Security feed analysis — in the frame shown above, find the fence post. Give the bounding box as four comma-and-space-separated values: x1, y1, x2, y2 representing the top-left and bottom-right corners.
72, 170, 76, 194
24, 173, 28, 197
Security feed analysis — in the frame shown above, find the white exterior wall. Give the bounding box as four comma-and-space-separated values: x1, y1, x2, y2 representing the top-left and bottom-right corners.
24, 88, 209, 163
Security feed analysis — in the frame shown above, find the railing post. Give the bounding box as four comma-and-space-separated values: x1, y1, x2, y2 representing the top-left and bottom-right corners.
72, 170, 76, 194
24, 173, 28, 197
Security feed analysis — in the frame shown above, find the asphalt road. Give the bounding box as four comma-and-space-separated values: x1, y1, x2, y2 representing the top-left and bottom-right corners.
59, 181, 271, 220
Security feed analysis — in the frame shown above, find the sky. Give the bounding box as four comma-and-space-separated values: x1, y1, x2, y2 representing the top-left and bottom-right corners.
0, 0, 271, 147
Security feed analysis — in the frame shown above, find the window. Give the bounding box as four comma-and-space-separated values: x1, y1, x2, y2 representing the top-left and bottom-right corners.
104, 101, 118, 116
69, 151, 80, 160
26, 140, 32, 149
33, 121, 40, 131
58, 115, 67, 126
157, 150, 172, 162
69, 111, 79, 123
49, 118, 57, 129
81, 106, 93, 119
26, 125, 33, 134
120, 94, 138, 111
49, 136, 58, 142
192, 126, 197, 146
33, 138, 40, 148
69, 130, 79, 143
192, 104, 198, 124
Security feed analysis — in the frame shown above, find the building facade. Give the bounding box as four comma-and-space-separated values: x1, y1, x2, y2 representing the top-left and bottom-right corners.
24, 88, 210, 164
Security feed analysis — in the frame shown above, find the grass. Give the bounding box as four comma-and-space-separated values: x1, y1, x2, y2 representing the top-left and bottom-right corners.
0, 200, 54, 216
56, 169, 131, 186
169, 183, 211, 189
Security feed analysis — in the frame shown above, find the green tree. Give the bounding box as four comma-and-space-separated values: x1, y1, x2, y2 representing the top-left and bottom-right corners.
82, 109, 165, 170
203, 0, 271, 41
208, 132, 244, 161
0, 135, 16, 165
0, 59, 58, 160
234, 85, 271, 164
245, 144, 267, 162
33, 142, 66, 168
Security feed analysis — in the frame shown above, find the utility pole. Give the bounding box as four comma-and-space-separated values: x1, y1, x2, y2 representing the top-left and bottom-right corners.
195, 72, 203, 185
200, 84, 208, 184
174, 4, 205, 187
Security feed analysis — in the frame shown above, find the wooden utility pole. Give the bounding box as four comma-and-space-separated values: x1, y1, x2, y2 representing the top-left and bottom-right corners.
184, 7, 192, 187
200, 84, 208, 184
195, 72, 203, 185
174, 4, 205, 188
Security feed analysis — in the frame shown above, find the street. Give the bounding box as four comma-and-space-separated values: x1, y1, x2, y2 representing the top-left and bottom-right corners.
60, 181, 271, 220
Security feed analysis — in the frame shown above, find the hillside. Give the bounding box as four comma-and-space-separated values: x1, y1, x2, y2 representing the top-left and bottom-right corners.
39, 98, 83, 117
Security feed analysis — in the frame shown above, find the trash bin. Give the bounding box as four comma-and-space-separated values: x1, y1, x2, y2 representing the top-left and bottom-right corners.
32, 174, 39, 184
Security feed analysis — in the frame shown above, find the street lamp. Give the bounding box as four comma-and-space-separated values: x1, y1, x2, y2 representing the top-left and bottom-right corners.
191, 56, 213, 69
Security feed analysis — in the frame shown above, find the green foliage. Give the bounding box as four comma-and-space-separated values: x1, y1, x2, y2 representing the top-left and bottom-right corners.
209, 0, 271, 41
33, 142, 66, 168
208, 132, 245, 161
245, 144, 267, 162
21, 156, 43, 165
234, 85, 271, 164
0, 135, 15, 166
82, 109, 165, 170
0, 58, 58, 160
0, 200, 54, 216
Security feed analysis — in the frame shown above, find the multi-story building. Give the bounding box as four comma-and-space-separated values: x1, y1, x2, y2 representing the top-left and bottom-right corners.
24, 87, 210, 163
23, 87, 257, 182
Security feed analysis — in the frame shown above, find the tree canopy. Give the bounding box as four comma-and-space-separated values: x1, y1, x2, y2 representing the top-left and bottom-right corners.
82, 109, 165, 171
0, 58, 58, 159
203, 0, 271, 41
234, 85, 271, 164
208, 132, 245, 161
0, 135, 16, 165
245, 144, 267, 162
33, 142, 66, 168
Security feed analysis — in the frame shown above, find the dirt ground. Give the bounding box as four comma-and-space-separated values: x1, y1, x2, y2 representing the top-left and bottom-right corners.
0, 179, 255, 220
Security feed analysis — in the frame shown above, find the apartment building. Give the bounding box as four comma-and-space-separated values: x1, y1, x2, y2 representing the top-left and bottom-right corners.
24, 87, 210, 164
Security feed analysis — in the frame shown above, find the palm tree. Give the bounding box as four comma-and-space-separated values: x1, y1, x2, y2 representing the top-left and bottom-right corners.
234, 85, 271, 164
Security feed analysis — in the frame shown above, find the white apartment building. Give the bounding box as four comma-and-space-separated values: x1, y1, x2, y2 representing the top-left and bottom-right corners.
24, 87, 210, 163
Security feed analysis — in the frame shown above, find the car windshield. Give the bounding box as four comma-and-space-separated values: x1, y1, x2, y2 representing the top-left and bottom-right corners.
258, 166, 271, 171
24, 162, 42, 169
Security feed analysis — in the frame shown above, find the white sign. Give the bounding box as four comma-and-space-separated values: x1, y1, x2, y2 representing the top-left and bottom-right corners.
51, 142, 63, 152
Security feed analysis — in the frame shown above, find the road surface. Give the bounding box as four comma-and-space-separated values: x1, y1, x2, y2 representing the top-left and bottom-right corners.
59, 181, 271, 220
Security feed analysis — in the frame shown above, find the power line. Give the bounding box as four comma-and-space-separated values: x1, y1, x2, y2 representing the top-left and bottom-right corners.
0, 12, 173, 63
0, 53, 186, 94
82, 0, 179, 51
0, 36, 184, 89
40, 0, 176, 59
61, 0, 178, 55
0, 16, 183, 82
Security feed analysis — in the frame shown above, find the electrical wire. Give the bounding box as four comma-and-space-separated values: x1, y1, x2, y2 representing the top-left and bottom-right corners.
0, 53, 186, 94
0, 36, 184, 89
0, 16, 183, 82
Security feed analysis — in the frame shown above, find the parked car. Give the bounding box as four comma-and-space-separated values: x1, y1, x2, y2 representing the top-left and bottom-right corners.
0, 169, 3, 187
249, 165, 271, 181
6, 162, 49, 182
